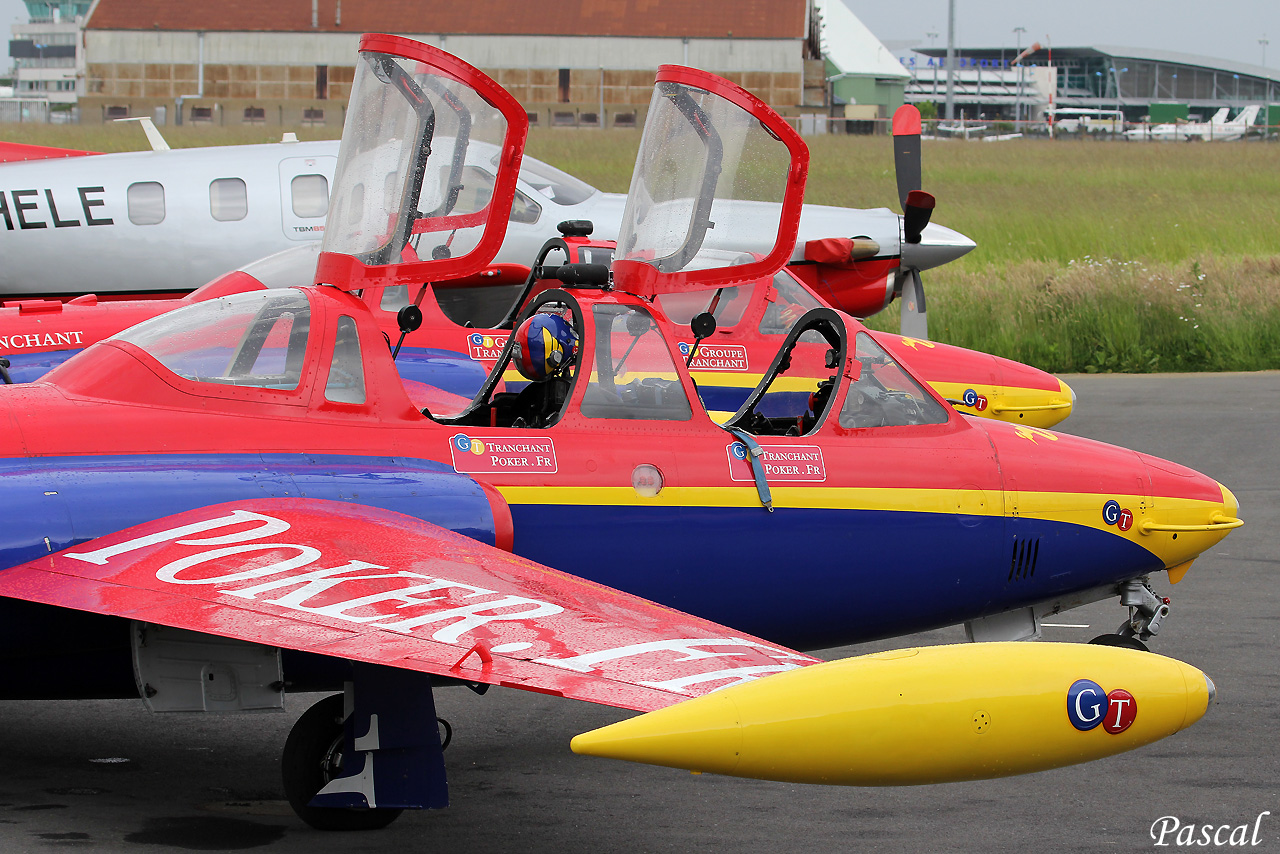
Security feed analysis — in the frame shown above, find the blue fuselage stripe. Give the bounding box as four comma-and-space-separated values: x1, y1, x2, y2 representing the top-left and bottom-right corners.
508, 502, 1160, 649
0, 453, 1162, 691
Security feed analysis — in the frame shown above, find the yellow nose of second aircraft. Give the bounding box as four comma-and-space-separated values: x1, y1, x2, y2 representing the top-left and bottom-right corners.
1140, 478, 1243, 582
572, 643, 1213, 786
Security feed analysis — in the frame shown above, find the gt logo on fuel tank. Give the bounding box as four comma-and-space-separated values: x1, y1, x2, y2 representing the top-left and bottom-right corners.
1066, 679, 1137, 734
1103, 499, 1134, 532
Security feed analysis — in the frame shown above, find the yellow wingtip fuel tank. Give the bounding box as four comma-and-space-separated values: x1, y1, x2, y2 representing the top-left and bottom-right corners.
571, 642, 1212, 785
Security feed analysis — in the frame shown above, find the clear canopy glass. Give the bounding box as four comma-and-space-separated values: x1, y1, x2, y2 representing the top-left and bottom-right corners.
322, 50, 511, 267
615, 80, 793, 277
840, 332, 950, 429
114, 291, 312, 390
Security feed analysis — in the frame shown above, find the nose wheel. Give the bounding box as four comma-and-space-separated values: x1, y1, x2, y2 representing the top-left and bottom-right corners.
1089, 578, 1169, 652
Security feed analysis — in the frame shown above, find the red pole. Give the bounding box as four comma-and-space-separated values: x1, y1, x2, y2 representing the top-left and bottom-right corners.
1047, 38, 1054, 139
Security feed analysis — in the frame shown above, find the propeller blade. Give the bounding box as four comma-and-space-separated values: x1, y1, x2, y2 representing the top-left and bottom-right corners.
902, 190, 935, 245
892, 105, 923, 211
899, 268, 928, 339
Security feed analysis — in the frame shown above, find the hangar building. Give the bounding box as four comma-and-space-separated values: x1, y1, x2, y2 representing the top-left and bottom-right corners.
76, 0, 827, 127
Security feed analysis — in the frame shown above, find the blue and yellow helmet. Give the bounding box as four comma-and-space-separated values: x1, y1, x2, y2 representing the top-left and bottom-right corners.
513, 313, 578, 381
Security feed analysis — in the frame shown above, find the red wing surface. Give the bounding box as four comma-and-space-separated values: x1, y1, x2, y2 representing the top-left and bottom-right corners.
0, 498, 815, 712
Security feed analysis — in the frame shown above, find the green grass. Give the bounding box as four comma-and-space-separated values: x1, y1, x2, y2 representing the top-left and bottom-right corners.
862, 255, 1280, 374
810, 138, 1280, 266
827, 138, 1280, 372
7, 125, 1278, 371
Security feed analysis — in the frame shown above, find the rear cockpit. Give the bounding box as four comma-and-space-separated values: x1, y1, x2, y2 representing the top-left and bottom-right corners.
314, 35, 529, 292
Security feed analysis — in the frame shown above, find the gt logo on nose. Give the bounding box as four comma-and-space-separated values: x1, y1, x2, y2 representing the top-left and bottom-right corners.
1102, 499, 1133, 532
961, 388, 988, 411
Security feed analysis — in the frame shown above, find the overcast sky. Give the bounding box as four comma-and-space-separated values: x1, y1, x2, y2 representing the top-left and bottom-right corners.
5, 0, 1279, 71
1, 0, 20, 30
843, 0, 1279, 68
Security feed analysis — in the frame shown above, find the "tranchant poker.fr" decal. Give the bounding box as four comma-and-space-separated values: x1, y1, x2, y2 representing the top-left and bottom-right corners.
727, 442, 826, 482
450, 433, 557, 474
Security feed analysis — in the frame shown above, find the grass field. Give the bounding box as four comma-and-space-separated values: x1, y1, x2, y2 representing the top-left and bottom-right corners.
6, 123, 1279, 371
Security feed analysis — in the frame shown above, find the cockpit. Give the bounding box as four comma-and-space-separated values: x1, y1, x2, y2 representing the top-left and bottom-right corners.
435, 289, 695, 429
100, 47, 945, 442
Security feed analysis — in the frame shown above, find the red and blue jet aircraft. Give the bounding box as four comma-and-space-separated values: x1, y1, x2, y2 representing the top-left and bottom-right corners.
0, 36, 1239, 831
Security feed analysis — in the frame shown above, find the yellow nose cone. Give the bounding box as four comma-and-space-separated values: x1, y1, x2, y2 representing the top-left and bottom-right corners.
572, 643, 1212, 786
1220, 481, 1239, 519
572, 689, 746, 775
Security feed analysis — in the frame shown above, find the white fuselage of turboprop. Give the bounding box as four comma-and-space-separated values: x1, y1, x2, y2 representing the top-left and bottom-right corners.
0, 138, 972, 298
1125, 105, 1261, 142
0, 139, 626, 296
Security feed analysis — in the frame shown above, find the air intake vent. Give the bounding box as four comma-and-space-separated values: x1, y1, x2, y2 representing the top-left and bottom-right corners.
1008, 536, 1041, 581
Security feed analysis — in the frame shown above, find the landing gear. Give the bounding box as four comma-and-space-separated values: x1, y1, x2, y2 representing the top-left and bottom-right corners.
1090, 578, 1170, 651
282, 694, 403, 831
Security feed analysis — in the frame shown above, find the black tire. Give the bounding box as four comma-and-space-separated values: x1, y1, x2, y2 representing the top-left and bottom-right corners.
282, 694, 404, 831
1088, 633, 1149, 652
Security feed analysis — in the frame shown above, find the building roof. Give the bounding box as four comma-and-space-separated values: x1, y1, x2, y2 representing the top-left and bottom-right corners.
915, 45, 1280, 86
817, 0, 906, 79
84, 0, 809, 38
1091, 45, 1280, 85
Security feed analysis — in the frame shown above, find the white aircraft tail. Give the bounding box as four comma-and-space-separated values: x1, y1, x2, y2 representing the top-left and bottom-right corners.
113, 116, 171, 151
1228, 105, 1262, 127
1208, 107, 1229, 124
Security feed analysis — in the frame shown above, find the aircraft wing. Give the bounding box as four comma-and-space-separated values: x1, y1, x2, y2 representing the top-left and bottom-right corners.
0, 497, 815, 713
0, 496, 1219, 787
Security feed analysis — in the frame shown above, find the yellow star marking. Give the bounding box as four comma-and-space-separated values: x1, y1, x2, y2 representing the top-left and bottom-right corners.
1014, 425, 1059, 444
899, 337, 936, 350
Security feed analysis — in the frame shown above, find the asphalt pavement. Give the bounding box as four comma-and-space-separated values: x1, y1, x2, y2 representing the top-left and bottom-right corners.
0, 371, 1275, 853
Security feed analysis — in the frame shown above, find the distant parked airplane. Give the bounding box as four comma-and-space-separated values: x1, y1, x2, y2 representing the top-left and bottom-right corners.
1126, 105, 1261, 142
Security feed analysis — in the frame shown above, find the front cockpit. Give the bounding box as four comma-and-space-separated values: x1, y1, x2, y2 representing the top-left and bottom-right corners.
114, 291, 313, 393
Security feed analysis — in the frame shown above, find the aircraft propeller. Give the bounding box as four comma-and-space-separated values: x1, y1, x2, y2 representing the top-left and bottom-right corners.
893, 104, 932, 339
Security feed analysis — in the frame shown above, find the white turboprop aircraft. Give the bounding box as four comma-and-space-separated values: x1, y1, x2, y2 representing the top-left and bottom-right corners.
1126, 104, 1261, 142
0, 128, 974, 319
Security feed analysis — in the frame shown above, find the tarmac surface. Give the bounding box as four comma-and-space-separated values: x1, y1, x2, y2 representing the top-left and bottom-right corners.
0, 371, 1275, 853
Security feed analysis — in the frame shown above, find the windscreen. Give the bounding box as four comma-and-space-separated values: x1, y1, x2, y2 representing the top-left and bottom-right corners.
322, 50, 511, 267
839, 332, 950, 429
615, 80, 793, 277
114, 291, 312, 390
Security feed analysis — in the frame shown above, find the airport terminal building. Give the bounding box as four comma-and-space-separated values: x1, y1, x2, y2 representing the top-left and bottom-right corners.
905, 45, 1280, 124
7, 1, 90, 105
